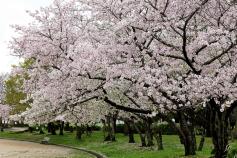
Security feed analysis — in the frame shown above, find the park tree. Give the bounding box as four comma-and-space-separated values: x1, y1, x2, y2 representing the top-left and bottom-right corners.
0, 104, 11, 131
9, 0, 237, 157
3, 60, 33, 115
82, 0, 237, 157
4, 74, 28, 114
0, 74, 10, 131
0, 74, 6, 101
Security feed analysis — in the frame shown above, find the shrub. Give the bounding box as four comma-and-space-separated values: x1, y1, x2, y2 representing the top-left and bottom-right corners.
158, 123, 177, 135
91, 125, 101, 131
116, 124, 125, 133
228, 147, 237, 158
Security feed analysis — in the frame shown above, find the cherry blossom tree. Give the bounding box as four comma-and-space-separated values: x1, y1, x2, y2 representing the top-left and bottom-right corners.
10, 0, 106, 123
10, 0, 237, 157
0, 75, 10, 131
79, 0, 237, 156
0, 75, 5, 101
0, 104, 11, 131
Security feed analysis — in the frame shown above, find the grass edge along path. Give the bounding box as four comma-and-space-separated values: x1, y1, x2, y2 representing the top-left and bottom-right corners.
0, 136, 106, 158
1, 130, 236, 158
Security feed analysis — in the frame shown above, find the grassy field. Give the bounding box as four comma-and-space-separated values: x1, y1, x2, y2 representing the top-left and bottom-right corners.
0, 130, 236, 158
70, 151, 94, 158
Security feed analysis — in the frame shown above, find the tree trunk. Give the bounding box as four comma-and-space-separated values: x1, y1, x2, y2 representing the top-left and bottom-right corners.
128, 129, 135, 143
134, 122, 146, 147
182, 134, 196, 156
209, 100, 229, 158
104, 116, 112, 141
64, 122, 70, 131
69, 126, 74, 133
124, 120, 135, 143
154, 129, 163, 150
48, 123, 52, 133
124, 121, 128, 136
51, 123, 56, 135
179, 113, 196, 156
159, 112, 196, 156
39, 125, 44, 134
102, 119, 107, 140
111, 116, 116, 141
139, 134, 147, 147
29, 127, 33, 133
145, 120, 154, 147
86, 125, 92, 136
211, 113, 229, 158
0, 117, 3, 132
76, 125, 83, 140
104, 115, 116, 141
190, 123, 197, 150
59, 121, 64, 136
198, 129, 205, 151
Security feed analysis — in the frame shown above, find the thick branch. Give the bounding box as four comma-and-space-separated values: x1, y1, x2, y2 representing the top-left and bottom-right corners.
203, 43, 235, 65
104, 97, 151, 114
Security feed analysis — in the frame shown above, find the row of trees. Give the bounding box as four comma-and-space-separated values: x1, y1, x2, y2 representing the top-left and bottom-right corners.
4, 0, 237, 157
0, 75, 10, 131
0, 61, 31, 130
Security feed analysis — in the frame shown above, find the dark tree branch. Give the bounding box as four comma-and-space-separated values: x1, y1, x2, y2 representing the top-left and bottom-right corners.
203, 43, 235, 65
104, 97, 151, 114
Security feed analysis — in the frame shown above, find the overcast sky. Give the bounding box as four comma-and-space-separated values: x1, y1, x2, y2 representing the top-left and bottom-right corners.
0, 0, 52, 74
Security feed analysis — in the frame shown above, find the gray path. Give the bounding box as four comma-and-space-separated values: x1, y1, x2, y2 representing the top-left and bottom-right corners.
0, 139, 76, 158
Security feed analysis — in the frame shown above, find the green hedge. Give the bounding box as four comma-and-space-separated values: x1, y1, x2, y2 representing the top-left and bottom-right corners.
158, 123, 177, 135
115, 123, 177, 135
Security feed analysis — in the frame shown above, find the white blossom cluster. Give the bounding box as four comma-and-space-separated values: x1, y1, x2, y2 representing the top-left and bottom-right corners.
9, 0, 237, 124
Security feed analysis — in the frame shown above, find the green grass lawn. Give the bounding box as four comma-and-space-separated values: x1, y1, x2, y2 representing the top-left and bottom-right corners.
70, 151, 94, 158
0, 130, 236, 158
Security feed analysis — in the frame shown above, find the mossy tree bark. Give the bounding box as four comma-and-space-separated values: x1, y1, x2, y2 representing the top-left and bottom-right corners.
145, 118, 154, 147
47, 122, 52, 133
39, 125, 44, 134
104, 114, 117, 142
153, 125, 164, 150
0, 117, 3, 132
134, 122, 147, 147
208, 99, 233, 158
180, 113, 196, 156
124, 119, 135, 143
198, 128, 205, 151
59, 121, 64, 136
51, 123, 57, 135
76, 125, 84, 140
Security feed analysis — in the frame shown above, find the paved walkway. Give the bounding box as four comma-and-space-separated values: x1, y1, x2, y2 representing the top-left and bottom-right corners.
0, 139, 76, 158
4, 127, 28, 132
